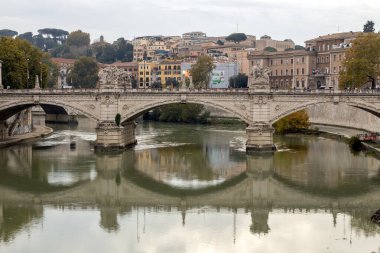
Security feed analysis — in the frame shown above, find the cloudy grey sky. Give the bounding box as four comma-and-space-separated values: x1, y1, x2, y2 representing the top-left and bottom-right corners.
1, 0, 380, 45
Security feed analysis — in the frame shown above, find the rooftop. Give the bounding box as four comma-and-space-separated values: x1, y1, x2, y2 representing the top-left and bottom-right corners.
305, 31, 362, 43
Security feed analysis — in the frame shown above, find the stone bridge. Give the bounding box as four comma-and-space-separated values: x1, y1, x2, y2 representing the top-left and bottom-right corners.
0, 88, 379, 151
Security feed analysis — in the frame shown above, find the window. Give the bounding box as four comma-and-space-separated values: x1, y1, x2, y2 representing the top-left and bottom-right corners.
333, 55, 337, 61
301, 68, 305, 74
302, 57, 305, 63
291, 59, 294, 64
296, 68, 299, 75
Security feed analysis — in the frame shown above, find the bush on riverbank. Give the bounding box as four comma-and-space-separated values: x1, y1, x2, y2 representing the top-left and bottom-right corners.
143, 104, 210, 124
348, 136, 363, 151
273, 110, 310, 134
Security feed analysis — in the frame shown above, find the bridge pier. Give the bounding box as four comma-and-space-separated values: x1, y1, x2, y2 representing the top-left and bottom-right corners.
0, 121, 7, 140
246, 124, 276, 153
95, 120, 137, 151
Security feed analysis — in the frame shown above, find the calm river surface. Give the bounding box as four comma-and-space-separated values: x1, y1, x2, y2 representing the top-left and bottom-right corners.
0, 117, 380, 253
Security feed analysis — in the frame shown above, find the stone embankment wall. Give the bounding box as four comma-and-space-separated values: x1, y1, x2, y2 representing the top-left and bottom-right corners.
307, 104, 380, 132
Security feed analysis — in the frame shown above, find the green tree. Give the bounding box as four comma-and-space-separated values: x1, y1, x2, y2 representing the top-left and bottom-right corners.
225, 33, 247, 44
152, 104, 209, 123
165, 78, 179, 89
0, 37, 49, 89
18, 32, 33, 44
0, 29, 18, 37
151, 81, 162, 89
67, 57, 98, 88
264, 46, 277, 52
216, 40, 224, 45
339, 33, 380, 89
363, 20, 375, 33
273, 110, 310, 134
229, 73, 248, 88
113, 37, 133, 62
67, 30, 90, 47
295, 45, 306, 50
92, 41, 117, 64
190, 56, 215, 88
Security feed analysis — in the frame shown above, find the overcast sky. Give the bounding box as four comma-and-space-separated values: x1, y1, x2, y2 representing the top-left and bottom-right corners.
1, 0, 380, 45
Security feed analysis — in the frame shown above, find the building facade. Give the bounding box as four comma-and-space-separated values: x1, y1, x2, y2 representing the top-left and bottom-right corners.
51, 58, 76, 88
255, 35, 295, 52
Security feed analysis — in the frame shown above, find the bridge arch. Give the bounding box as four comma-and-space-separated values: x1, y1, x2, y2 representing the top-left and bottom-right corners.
121, 99, 251, 125
270, 100, 380, 125
0, 100, 99, 122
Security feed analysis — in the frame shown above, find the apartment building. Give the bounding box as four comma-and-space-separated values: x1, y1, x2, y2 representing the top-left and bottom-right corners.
109, 62, 139, 80
249, 50, 316, 89
138, 61, 156, 88
248, 32, 362, 90
157, 61, 182, 86
51, 58, 76, 88
256, 35, 295, 52
305, 31, 361, 89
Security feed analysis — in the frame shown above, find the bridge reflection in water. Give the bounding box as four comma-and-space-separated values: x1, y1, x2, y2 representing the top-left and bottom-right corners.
0, 140, 379, 245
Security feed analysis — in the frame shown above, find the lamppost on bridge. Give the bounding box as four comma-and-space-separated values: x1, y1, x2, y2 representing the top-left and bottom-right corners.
0, 60, 3, 89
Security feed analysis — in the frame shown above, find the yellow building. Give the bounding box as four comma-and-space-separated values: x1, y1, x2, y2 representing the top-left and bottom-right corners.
138, 61, 157, 88
138, 60, 182, 88
157, 61, 182, 87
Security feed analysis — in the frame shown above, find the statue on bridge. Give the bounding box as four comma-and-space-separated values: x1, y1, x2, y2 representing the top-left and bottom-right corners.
249, 65, 271, 90
98, 66, 132, 89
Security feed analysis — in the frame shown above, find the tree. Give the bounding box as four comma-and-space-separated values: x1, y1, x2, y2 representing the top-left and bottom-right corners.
295, 45, 306, 50
113, 37, 133, 62
151, 81, 162, 89
229, 73, 248, 88
225, 33, 247, 44
92, 41, 117, 64
264, 47, 277, 52
216, 40, 224, 45
36, 28, 69, 51
18, 32, 33, 44
0, 37, 49, 89
273, 110, 310, 134
67, 57, 98, 88
190, 56, 215, 88
0, 29, 18, 37
339, 33, 380, 89
67, 30, 90, 47
37, 28, 69, 43
363, 20, 375, 33
146, 104, 210, 123
165, 78, 179, 89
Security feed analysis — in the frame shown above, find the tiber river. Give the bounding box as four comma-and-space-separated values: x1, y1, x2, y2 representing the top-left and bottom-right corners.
0, 116, 379, 253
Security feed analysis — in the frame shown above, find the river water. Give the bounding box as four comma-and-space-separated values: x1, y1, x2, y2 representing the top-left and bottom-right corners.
0, 117, 379, 253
